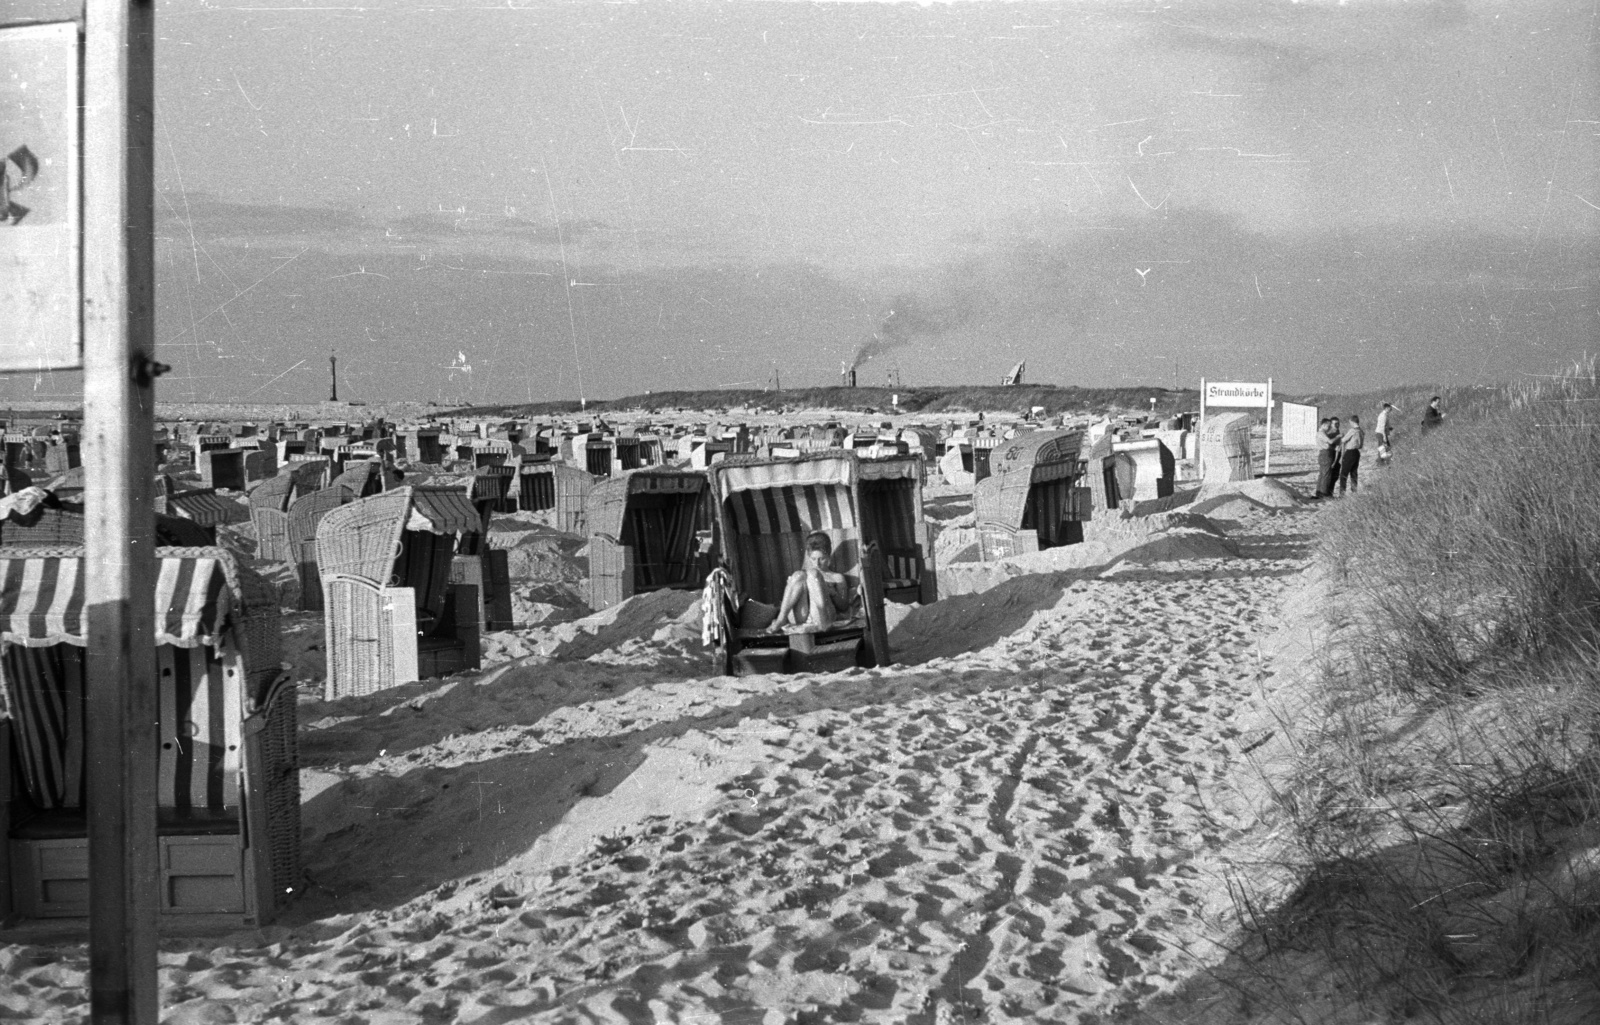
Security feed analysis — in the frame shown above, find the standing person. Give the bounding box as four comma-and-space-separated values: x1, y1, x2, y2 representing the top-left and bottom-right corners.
1313, 416, 1341, 498
1421, 395, 1444, 434
1312, 417, 1332, 498
1338, 414, 1364, 495
1374, 401, 1397, 465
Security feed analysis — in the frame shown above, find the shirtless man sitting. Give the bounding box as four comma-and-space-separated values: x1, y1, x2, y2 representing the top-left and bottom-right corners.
769, 531, 855, 633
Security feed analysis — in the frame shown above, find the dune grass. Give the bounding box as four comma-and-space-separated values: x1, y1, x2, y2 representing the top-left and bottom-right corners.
1190, 357, 1600, 1024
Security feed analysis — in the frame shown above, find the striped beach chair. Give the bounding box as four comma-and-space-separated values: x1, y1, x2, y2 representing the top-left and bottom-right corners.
0, 546, 299, 925
708, 451, 892, 676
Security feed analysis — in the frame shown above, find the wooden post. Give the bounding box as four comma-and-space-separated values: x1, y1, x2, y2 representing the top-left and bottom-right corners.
82, 2, 159, 1024
860, 541, 894, 667
1264, 377, 1274, 477
1197, 377, 1207, 480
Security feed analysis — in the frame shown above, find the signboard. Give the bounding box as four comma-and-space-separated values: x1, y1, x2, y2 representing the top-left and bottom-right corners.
0, 21, 80, 371
1204, 380, 1272, 408
1281, 401, 1320, 449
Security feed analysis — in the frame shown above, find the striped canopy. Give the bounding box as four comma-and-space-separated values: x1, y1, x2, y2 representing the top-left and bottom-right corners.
713, 454, 853, 495
406, 486, 481, 535
0, 550, 233, 648
164, 488, 250, 527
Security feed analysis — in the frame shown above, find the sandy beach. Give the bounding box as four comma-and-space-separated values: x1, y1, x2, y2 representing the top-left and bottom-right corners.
0, 449, 1333, 1024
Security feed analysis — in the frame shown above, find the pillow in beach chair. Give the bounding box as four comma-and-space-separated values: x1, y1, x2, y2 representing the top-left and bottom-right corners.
739, 598, 778, 632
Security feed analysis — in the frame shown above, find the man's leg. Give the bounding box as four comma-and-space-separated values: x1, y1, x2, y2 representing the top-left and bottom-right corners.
1348, 451, 1360, 492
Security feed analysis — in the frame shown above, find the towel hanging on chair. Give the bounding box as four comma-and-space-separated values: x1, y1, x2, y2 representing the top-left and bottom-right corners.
701, 567, 737, 649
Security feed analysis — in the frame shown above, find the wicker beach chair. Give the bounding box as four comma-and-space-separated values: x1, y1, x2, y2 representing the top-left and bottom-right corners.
585, 469, 713, 611
707, 451, 892, 676
317, 486, 483, 698
552, 463, 597, 534
974, 430, 1092, 560
329, 459, 390, 499
286, 484, 355, 612
0, 546, 300, 925
248, 473, 297, 563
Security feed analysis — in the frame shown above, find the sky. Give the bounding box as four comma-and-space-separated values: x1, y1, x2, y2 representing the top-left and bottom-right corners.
11, 0, 1598, 404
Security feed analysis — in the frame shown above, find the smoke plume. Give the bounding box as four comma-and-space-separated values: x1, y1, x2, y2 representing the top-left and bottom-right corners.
848, 295, 955, 371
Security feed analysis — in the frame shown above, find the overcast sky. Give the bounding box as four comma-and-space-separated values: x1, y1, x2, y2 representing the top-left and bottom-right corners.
13, 0, 1597, 405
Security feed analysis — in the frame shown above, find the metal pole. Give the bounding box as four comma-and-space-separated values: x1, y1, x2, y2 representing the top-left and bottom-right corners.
82, 2, 159, 1024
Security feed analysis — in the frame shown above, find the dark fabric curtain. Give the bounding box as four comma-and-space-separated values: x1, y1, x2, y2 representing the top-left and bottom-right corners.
394, 530, 456, 634
4, 644, 86, 810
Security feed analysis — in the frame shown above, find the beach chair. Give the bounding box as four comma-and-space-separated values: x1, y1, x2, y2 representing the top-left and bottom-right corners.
584, 469, 713, 611
552, 463, 596, 534
286, 484, 355, 612
975, 430, 1092, 560
317, 486, 483, 699
159, 485, 250, 544
248, 473, 297, 564
329, 459, 391, 499
707, 451, 891, 676
0, 546, 300, 925
517, 459, 557, 512
857, 454, 938, 605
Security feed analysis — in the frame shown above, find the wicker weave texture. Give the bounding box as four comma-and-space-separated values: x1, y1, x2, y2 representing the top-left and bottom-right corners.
248, 473, 295, 512
315, 489, 410, 583
258, 677, 301, 913
587, 534, 633, 610
322, 576, 391, 698
251, 507, 292, 564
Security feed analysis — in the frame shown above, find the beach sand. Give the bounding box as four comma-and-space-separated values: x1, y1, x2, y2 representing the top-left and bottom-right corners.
0, 450, 1344, 1024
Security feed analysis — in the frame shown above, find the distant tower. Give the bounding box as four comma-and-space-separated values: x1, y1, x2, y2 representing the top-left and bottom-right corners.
329, 353, 338, 402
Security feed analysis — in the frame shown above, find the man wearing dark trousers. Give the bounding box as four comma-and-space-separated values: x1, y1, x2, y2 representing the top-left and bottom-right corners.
1338, 414, 1364, 495
1312, 417, 1342, 498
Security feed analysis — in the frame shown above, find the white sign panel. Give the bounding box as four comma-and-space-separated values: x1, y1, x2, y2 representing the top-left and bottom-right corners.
0, 22, 81, 371
1204, 380, 1271, 408
1281, 401, 1320, 449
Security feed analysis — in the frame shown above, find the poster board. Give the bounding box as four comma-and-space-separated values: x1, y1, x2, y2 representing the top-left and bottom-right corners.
0, 21, 81, 371
1280, 401, 1320, 449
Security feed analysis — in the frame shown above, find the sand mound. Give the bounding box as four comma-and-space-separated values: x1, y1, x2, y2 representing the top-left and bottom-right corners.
1086, 509, 1228, 540
937, 512, 1234, 597
1190, 476, 1308, 517
937, 536, 1138, 596
484, 587, 702, 663
490, 521, 589, 585
1103, 527, 1243, 570
509, 582, 590, 627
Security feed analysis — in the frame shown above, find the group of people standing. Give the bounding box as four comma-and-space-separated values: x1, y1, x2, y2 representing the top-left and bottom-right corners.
1313, 396, 1444, 499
